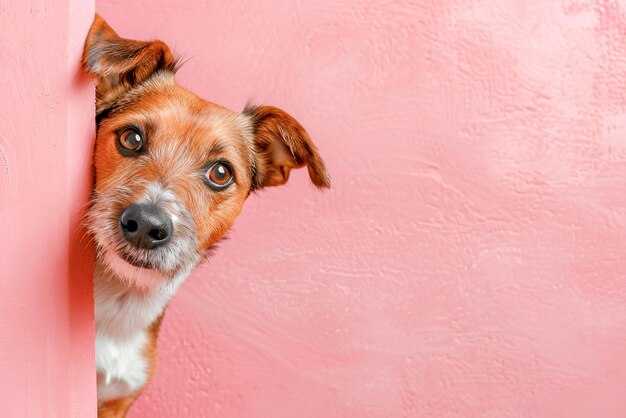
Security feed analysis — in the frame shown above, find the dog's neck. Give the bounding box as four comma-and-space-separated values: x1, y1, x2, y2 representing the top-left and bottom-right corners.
93, 259, 191, 340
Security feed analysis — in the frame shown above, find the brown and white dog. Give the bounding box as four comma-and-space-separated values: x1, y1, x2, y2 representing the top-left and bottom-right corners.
83, 14, 330, 417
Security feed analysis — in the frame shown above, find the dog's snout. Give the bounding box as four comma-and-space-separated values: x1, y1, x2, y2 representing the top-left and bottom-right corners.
120, 203, 173, 250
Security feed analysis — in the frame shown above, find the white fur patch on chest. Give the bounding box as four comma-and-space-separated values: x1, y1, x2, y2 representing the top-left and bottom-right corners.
94, 264, 191, 403
96, 329, 148, 403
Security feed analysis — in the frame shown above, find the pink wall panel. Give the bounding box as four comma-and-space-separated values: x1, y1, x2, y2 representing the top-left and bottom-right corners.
0, 1, 96, 417
98, 1, 626, 417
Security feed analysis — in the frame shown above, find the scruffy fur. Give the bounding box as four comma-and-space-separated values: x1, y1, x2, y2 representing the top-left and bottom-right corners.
83, 14, 330, 417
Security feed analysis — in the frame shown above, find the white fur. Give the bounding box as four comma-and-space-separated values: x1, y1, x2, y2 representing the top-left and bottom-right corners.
95, 250, 192, 403
96, 329, 148, 403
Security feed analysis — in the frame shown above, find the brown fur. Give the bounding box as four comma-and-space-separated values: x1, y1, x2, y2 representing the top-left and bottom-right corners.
243, 104, 331, 189
98, 396, 139, 418
84, 14, 330, 417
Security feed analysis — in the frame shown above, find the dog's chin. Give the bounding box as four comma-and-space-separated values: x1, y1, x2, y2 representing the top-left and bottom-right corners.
101, 248, 170, 289
118, 250, 158, 270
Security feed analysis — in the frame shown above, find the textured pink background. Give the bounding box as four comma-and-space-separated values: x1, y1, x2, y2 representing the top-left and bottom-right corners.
99, 1, 626, 417
0, 1, 96, 417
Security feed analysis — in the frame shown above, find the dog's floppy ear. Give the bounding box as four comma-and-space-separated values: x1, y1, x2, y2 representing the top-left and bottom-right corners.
82, 14, 176, 96
243, 105, 331, 190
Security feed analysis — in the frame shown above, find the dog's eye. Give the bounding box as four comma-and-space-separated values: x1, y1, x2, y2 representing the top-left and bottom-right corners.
117, 128, 144, 155
204, 162, 234, 190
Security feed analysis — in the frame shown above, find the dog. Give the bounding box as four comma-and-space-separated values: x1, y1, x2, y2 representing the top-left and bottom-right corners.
82, 14, 330, 417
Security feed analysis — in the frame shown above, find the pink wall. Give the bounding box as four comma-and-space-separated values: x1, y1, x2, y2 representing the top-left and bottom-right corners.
0, 1, 96, 417
99, 1, 626, 417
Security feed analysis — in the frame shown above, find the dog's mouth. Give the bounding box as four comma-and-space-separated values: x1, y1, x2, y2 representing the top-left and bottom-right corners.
100, 227, 201, 282
97, 243, 172, 287
117, 249, 158, 271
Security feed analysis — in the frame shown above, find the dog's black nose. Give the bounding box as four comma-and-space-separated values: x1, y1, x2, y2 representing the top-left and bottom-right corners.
120, 203, 173, 250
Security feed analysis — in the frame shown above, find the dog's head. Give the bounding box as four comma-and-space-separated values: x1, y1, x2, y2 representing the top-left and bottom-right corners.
83, 15, 330, 288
